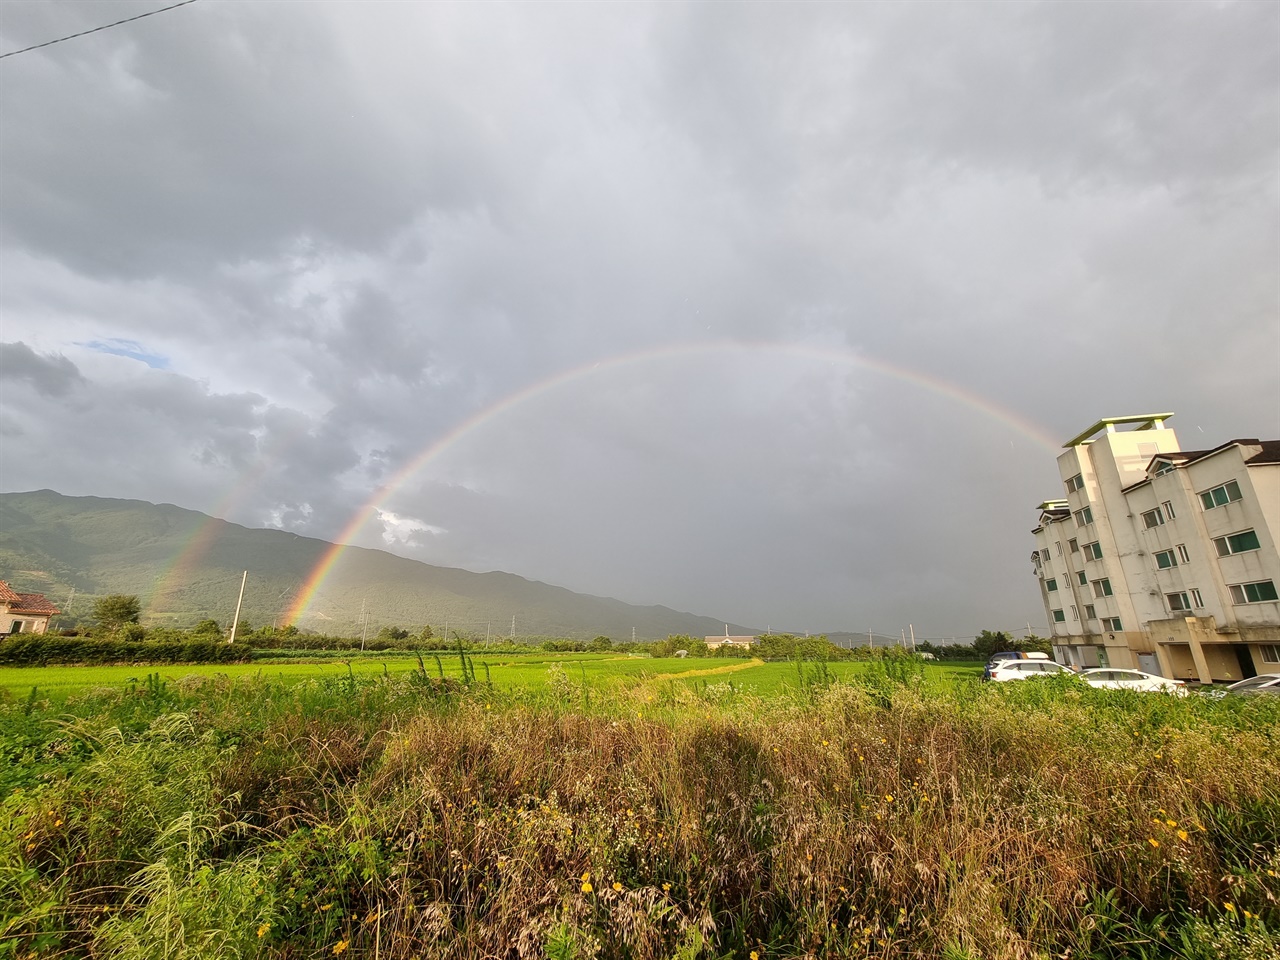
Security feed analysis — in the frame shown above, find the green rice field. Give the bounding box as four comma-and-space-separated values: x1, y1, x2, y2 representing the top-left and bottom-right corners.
0, 654, 984, 700
5, 654, 1275, 958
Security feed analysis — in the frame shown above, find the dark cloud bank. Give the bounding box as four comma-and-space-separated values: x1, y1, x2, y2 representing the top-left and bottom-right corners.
2, 1, 1277, 637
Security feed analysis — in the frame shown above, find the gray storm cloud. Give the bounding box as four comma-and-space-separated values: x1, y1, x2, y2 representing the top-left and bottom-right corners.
1, 0, 1276, 636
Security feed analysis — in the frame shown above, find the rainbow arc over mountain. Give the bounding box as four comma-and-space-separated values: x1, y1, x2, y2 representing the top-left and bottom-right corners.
277, 340, 1058, 625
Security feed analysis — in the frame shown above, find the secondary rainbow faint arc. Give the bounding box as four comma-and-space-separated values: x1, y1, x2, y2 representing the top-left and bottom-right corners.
283, 340, 1059, 625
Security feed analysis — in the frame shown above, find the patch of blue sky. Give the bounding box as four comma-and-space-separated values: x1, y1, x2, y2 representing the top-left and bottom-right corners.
80, 339, 170, 370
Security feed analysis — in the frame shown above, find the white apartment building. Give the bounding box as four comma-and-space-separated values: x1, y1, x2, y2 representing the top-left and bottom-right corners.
1031, 414, 1280, 684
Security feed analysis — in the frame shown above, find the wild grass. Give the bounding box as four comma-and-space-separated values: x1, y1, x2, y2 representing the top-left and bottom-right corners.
1, 668, 1276, 959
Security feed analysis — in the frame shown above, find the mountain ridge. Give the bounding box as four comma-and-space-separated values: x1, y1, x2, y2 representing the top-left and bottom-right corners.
0, 489, 759, 640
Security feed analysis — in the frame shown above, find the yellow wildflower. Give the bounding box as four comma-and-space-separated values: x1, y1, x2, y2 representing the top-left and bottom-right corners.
885, 794, 894, 803
612, 881, 623, 892
1177, 830, 1188, 841
333, 941, 349, 956
1148, 839, 1159, 848
1166, 819, 1177, 827
751, 953, 760, 960
662, 883, 671, 892
257, 924, 270, 938
581, 881, 593, 893
1224, 902, 1235, 912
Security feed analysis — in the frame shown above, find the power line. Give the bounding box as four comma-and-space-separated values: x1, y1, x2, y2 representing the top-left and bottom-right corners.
0, 0, 199, 61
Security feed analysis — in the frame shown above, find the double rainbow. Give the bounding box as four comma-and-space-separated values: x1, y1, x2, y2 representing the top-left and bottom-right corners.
278, 340, 1059, 625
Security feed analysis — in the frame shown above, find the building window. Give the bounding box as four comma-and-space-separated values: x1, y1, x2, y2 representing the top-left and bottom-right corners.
1162, 500, 1175, 520
1084, 604, 1097, 620
1200, 480, 1243, 511
1070, 604, 1079, 620
1167, 592, 1192, 612
1045, 578, 1058, 592
1077, 571, 1088, 586
1041, 549, 1050, 562
1068, 538, 1079, 553
1092, 578, 1113, 598
1052, 609, 1066, 623
1154, 460, 1176, 476
1154, 549, 1177, 569
1229, 581, 1279, 604
1101, 617, 1123, 632
1260, 644, 1280, 664
1213, 529, 1262, 557
1065, 473, 1085, 493
1083, 541, 1103, 561
1055, 541, 1063, 555
1141, 508, 1164, 529
1190, 588, 1203, 607
1074, 506, 1094, 527
1176, 543, 1191, 564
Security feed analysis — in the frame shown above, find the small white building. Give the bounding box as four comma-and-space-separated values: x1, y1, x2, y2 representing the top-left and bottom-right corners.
0, 580, 61, 637
705, 635, 757, 651
1031, 415, 1279, 683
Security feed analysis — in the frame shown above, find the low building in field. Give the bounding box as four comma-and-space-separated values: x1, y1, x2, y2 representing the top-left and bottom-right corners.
0, 580, 61, 637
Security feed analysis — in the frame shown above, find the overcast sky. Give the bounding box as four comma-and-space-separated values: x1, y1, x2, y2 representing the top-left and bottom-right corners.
2, 1, 1277, 639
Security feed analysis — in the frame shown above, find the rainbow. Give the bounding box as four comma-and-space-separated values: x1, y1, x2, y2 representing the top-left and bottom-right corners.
147, 455, 279, 616
281, 340, 1059, 625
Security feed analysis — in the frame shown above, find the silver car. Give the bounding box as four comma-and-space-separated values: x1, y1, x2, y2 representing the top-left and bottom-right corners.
1224, 674, 1280, 696
1079, 668, 1188, 696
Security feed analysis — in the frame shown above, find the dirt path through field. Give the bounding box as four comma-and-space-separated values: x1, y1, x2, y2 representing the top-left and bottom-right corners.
651, 658, 765, 680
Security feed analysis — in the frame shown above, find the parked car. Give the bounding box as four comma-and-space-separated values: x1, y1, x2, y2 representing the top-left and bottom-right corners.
987, 660, 1072, 682
983, 650, 1050, 680
1079, 668, 1188, 696
1223, 674, 1280, 696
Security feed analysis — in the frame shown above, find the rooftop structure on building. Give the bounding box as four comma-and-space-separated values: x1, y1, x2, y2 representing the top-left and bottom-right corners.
1030, 414, 1280, 684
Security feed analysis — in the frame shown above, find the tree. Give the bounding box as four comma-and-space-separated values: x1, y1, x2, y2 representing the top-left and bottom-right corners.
93, 595, 141, 632
972, 630, 1014, 660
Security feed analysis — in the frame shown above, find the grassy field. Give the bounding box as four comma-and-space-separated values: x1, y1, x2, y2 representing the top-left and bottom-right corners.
0, 655, 985, 700
2, 658, 1276, 959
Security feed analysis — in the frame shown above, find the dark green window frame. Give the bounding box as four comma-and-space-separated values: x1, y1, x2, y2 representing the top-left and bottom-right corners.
1214, 529, 1261, 557
1229, 580, 1279, 604
1200, 480, 1242, 511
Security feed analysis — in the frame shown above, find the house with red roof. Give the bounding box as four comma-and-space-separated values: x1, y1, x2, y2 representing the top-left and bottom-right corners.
0, 580, 60, 637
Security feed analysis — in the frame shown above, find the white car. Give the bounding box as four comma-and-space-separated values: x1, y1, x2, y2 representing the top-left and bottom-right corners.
1224, 674, 1280, 696
988, 660, 1072, 682
1079, 668, 1188, 696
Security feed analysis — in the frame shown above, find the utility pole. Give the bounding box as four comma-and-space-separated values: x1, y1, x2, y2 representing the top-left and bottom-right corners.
510, 615, 515, 639
909, 623, 916, 652
900, 629, 906, 649
228, 571, 247, 643
360, 597, 368, 651
53, 586, 75, 631
486, 621, 491, 644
